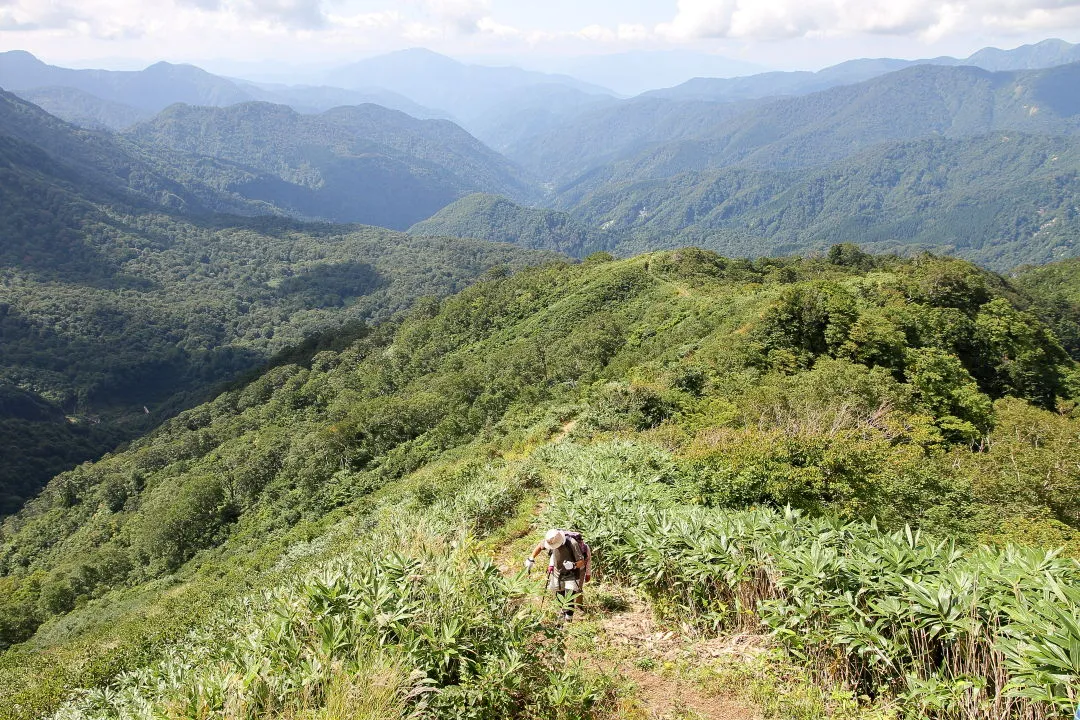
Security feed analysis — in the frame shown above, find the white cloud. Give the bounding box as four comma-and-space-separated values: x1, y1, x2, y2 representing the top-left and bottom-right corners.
420, 0, 488, 34
476, 16, 519, 37
176, 0, 327, 29
0, 0, 86, 31
655, 0, 1080, 41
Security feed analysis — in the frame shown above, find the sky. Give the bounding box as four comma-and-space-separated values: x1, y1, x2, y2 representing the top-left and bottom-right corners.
3, 0, 1080, 78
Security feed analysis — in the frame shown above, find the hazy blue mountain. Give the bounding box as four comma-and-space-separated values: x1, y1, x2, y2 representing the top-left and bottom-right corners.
645, 38, 1080, 103
643, 58, 915, 102
506, 97, 769, 186
126, 101, 539, 228
0, 51, 463, 129
963, 38, 1080, 71
524, 62, 1080, 194
464, 83, 620, 152
408, 193, 616, 256
233, 80, 451, 119
10, 86, 151, 130
0, 87, 270, 217
0, 51, 254, 113
325, 48, 614, 123
549, 50, 766, 96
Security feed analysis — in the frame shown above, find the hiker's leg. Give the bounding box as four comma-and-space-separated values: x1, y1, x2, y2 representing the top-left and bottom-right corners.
555, 589, 572, 621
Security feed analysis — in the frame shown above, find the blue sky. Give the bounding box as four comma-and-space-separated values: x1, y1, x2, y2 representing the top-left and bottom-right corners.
3, 0, 1080, 77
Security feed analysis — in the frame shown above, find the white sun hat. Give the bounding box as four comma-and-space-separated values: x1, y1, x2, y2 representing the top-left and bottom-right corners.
543, 529, 566, 551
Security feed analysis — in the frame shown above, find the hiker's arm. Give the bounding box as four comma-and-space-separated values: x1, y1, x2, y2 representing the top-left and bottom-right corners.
524, 544, 545, 569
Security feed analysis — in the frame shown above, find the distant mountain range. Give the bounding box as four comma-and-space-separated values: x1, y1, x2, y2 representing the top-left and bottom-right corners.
412, 60, 1080, 271
125, 101, 537, 228
510, 61, 1080, 187
645, 38, 1080, 103
8, 38, 1079, 138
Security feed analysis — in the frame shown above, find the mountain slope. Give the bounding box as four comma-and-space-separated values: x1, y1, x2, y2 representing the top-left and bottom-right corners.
9, 86, 150, 130
0, 89, 557, 516
644, 37, 1080, 103
325, 47, 614, 123
1, 249, 1077, 719
567, 133, 1080, 269
0, 52, 253, 113
515, 62, 1080, 188
126, 101, 539, 228
234, 79, 450, 119
409, 193, 617, 256
1014, 258, 1080, 359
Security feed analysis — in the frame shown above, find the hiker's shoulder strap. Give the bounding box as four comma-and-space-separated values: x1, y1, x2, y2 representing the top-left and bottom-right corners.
566, 536, 583, 561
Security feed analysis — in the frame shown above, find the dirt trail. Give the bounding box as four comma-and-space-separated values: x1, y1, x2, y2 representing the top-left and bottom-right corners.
497, 417, 760, 718
553, 418, 578, 442
580, 595, 761, 720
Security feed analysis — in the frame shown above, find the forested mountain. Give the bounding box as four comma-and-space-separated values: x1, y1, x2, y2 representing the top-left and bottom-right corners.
551, 49, 765, 96
2, 248, 1078, 720
0, 88, 273, 222
0, 51, 454, 131
505, 97, 762, 185
0, 88, 556, 517
1014, 258, 1080, 359
0, 52, 252, 115
9, 87, 151, 131
125, 101, 539, 228
410, 128, 1080, 270
644, 38, 1080, 103
408, 193, 617, 255
232, 80, 449, 120
460, 83, 619, 153
964, 37, 1080, 71
382, 61, 1080, 270
565, 133, 1080, 269
518, 63, 1080, 188
641, 58, 914, 103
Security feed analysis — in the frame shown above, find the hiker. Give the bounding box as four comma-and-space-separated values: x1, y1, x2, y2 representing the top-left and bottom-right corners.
525, 529, 591, 621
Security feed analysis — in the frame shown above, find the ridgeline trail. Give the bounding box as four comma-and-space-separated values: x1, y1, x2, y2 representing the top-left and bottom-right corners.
492, 419, 762, 720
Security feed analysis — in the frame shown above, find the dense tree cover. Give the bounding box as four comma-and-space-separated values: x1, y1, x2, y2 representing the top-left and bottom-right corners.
0, 210, 555, 514
0, 87, 558, 514
415, 132, 1080, 269
568, 133, 1080, 269
125, 102, 538, 229
10, 87, 150, 132
1, 248, 1077, 717
1014, 258, 1080, 359
409, 193, 618, 256
512, 63, 1080, 186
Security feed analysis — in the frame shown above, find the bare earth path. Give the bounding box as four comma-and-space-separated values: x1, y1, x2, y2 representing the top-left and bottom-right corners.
576, 593, 761, 720
495, 418, 761, 719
